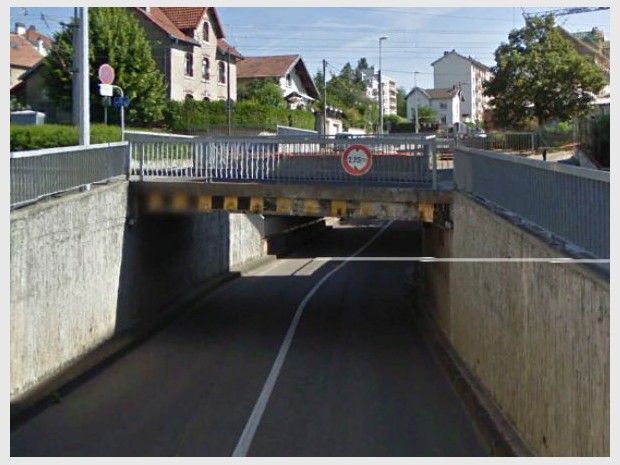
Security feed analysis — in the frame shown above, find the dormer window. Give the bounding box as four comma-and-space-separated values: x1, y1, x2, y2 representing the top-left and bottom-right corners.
203, 22, 209, 42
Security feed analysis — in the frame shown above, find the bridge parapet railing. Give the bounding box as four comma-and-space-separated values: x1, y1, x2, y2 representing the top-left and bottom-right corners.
10, 142, 129, 208
454, 146, 609, 259
125, 131, 441, 187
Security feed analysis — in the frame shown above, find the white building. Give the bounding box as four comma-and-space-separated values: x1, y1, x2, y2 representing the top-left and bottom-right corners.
431, 50, 492, 125
405, 86, 462, 130
361, 67, 397, 116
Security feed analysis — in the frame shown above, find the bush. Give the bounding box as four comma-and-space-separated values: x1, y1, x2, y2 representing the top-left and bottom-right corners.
10, 124, 123, 151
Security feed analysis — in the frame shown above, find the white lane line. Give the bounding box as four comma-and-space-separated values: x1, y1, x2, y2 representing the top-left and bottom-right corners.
232, 220, 395, 457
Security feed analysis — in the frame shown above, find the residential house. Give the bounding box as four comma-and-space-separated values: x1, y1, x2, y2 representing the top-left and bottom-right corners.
405, 85, 462, 130
431, 50, 492, 125
130, 7, 242, 102
236, 54, 319, 110
10, 23, 52, 88
361, 67, 397, 116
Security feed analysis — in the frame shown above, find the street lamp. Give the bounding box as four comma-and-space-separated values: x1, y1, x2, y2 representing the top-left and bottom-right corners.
378, 36, 388, 135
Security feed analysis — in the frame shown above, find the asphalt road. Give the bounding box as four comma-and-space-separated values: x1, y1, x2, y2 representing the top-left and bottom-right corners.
11, 219, 490, 457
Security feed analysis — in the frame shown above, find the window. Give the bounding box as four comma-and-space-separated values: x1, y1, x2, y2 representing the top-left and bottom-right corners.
203, 22, 209, 42
218, 61, 226, 84
286, 73, 292, 87
441, 115, 447, 124
439, 102, 448, 110
185, 94, 194, 100
202, 58, 210, 81
185, 53, 193, 77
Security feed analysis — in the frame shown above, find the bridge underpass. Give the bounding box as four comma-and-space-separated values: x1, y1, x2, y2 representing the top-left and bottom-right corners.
10, 134, 609, 456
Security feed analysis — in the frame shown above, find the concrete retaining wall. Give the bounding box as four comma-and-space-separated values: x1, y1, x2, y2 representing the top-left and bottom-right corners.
11, 182, 324, 403
11, 182, 128, 399
422, 192, 609, 456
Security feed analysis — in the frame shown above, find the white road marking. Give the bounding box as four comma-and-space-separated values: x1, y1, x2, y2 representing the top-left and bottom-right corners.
232, 220, 394, 457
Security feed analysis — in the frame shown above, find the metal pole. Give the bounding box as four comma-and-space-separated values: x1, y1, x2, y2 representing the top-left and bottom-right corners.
378, 36, 388, 135
79, 7, 90, 145
72, 7, 79, 126
414, 71, 419, 134
323, 59, 327, 136
227, 48, 231, 137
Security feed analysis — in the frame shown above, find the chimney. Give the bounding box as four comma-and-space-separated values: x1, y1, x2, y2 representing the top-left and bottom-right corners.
37, 38, 46, 56
15, 22, 26, 35
145, 7, 151, 13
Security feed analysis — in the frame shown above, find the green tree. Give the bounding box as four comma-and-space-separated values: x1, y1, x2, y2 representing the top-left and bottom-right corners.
484, 15, 606, 129
417, 105, 438, 124
396, 87, 407, 117
237, 79, 286, 108
42, 7, 167, 125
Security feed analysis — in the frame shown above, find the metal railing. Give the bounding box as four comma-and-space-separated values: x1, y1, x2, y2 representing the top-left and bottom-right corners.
456, 132, 537, 154
454, 146, 609, 259
126, 132, 445, 187
10, 142, 129, 208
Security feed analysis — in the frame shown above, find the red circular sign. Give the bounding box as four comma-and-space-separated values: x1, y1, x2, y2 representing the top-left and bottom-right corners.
341, 144, 373, 176
98, 64, 115, 85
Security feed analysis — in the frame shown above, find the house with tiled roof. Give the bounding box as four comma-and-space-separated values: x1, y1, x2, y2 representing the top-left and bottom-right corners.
431, 50, 493, 125
405, 85, 463, 130
130, 7, 242, 102
10, 23, 52, 88
237, 55, 319, 110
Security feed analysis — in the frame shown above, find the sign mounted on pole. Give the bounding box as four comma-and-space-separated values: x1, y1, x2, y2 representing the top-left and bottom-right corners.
98, 63, 115, 85
341, 144, 373, 176
99, 83, 113, 97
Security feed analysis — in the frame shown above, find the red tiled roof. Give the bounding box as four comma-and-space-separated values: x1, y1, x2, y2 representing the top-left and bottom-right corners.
159, 7, 206, 30
425, 87, 459, 99
218, 39, 243, 59
133, 7, 197, 44
10, 34, 43, 68
24, 26, 53, 50
237, 55, 319, 100
237, 55, 300, 79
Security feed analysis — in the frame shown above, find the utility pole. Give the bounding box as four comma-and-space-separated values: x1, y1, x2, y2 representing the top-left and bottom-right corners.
414, 71, 419, 134
78, 7, 90, 145
378, 36, 387, 135
322, 59, 327, 136
71, 7, 79, 126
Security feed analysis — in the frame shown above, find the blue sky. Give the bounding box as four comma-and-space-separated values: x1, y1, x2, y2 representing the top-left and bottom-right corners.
8, 5, 611, 91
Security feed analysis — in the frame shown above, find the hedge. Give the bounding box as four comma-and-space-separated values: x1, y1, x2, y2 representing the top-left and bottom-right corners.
10, 124, 122, 151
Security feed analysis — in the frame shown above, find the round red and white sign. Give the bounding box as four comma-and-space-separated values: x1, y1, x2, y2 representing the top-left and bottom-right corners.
98, 64, 115, 85
341, 144, 373, 176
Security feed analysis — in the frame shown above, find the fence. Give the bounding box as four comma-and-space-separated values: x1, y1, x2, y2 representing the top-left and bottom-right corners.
10, 142, 129, 208
126, 131, 444, 187
454, 146, 609, 259
455, 132, 537, 153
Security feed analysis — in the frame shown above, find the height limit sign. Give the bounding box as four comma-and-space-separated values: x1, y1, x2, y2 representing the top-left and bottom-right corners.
341, 144, 373, 176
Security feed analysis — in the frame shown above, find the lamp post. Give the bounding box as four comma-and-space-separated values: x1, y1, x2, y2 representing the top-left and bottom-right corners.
378, 36, 388, 135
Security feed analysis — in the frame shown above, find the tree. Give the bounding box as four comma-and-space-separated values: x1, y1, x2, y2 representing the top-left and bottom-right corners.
396, 87, 407, 118
484, 15, 606, 129
42, 7, 167, 125
417, 105, 438, 124
237, 79, 286, 108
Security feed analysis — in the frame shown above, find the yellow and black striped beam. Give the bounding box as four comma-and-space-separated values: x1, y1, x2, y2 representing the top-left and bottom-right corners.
142, 191, 445, 222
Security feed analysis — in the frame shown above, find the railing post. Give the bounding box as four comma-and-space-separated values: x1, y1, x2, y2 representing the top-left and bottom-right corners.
431, 139, 437, 189
139, 143, 144, 182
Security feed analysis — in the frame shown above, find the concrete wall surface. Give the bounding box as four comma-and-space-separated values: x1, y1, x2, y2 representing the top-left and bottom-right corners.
422, 192, 609, 456
11, 182, 129, 400
11, 183, 323, 404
